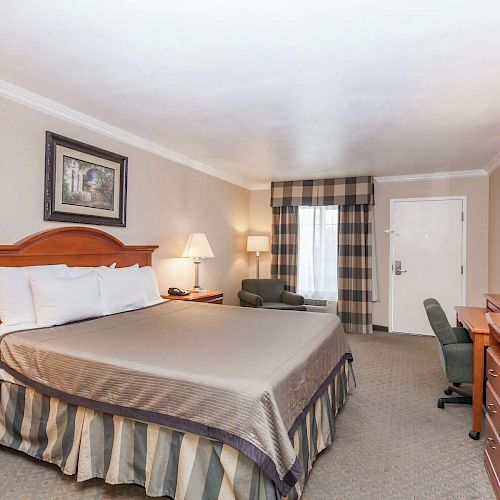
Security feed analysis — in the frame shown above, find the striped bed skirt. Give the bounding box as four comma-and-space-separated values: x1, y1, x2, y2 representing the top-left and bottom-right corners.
0, 359, 353, 499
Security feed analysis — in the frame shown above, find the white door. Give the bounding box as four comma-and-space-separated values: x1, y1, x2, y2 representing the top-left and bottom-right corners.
389, 197, 466, 336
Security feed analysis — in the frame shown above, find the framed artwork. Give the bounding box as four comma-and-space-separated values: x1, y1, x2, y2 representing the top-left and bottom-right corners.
44, 132, 128, 227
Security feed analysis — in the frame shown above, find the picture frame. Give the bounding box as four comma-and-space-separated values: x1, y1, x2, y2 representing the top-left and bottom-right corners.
44, 132, 128, 227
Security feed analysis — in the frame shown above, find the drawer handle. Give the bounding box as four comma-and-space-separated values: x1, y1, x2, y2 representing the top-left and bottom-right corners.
488, 437, 497, 449
488, 368, 498, 378
488, 403, 498, 414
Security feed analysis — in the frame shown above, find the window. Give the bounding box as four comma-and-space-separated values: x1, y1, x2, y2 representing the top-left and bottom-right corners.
297, 206, 338, 300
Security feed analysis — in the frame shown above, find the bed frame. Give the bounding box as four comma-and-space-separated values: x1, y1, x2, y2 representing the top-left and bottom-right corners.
0, 226, 158, 268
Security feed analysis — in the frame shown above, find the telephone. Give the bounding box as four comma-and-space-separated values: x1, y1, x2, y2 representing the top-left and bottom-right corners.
168, 287, 190, 296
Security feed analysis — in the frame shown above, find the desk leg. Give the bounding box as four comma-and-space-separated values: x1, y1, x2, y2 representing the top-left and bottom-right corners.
470, 334, 485, 440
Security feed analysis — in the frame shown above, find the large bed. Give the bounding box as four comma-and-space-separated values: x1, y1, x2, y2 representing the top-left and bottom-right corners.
0, 227, 353, 499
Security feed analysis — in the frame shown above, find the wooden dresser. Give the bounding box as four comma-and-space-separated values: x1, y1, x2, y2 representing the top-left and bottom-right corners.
487, 294, 500, 313
485, 311, 500, 498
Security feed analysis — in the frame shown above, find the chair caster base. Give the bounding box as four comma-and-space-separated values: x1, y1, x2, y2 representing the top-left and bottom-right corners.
437, 395, 471, 409
469, 430, 480, 440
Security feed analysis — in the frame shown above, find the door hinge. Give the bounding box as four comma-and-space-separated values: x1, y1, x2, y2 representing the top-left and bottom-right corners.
461, 265, 464, 275
461, 212, 464, 222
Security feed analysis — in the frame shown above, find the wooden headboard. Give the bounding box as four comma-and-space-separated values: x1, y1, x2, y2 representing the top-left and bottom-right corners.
0, 227, 158, 268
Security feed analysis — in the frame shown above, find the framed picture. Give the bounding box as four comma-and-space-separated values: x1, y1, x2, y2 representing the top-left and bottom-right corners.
44, 132, 128, 227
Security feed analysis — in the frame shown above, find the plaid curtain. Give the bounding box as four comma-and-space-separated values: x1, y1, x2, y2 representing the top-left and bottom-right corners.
271, 176, 374, 207
337, 204, 373, 334
271, 206, 298, 292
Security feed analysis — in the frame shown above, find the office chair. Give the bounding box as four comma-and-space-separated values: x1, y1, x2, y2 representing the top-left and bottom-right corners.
423, 298, 473, 408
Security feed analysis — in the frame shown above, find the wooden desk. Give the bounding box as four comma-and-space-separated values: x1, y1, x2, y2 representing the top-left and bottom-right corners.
454, 306, 490, 439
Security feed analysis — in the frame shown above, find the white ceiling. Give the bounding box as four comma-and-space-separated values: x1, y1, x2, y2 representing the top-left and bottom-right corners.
1, 0, 500, 188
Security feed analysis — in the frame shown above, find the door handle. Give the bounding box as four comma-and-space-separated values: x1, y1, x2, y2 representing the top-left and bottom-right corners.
394, 260, 407, 275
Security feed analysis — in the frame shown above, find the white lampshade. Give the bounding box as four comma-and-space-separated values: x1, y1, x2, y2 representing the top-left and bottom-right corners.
247, 235, 269, 252
183, 233, 214, 259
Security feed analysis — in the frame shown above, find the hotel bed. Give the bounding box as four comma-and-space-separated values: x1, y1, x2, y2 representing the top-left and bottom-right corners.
0, 227, 353, 499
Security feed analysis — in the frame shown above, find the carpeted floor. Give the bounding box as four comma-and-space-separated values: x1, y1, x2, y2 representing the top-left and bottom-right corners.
0, 332, 493, 499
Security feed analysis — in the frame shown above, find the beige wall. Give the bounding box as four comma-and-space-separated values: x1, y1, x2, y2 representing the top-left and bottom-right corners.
0, 97, 250, 305
490, 167, 500, 291
249, 178, 490, 327
373, 177, 489, 326
248, 189, 272, 279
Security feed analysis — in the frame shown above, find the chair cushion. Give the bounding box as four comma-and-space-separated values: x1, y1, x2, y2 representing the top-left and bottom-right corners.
423, 301, 457, 345
452, 327, 472, 344
262, 302, 307, 311
242, 279, 285, 303
442, 343, 473, 384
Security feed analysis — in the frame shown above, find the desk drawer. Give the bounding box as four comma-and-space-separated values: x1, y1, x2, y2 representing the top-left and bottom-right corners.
487, 383, 500, 433
487, 348, 500, 397
485, 414, 500, 493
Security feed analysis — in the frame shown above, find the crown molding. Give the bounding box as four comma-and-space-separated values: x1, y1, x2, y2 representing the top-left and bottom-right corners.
484, 151, 500, 174
250, 183, 272, 190
251, 169, 489, 188
374, 169, 488, 183
0, 79, 251, 189
3, 79, 498, 190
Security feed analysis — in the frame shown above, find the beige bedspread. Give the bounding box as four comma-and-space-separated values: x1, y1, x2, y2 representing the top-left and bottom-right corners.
0, 301, 351, 494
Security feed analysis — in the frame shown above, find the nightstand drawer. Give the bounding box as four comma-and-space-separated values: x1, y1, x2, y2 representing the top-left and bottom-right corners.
197, 296, 223, 304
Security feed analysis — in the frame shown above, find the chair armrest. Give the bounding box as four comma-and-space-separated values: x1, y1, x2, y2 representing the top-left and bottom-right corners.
442, 343, 473, 384
238, 290, 263, 307
281, 290, 305, 306
452, 327, 472, 344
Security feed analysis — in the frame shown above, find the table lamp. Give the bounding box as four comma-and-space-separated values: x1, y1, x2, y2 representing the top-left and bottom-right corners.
183, 233, 214, 292
247, 235, 269, 278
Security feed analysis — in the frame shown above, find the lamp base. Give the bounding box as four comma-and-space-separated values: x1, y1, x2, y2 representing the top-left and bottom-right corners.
189, 285, 206, 293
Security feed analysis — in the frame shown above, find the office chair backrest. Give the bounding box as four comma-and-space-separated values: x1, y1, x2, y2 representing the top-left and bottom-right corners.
423, 298, 457, 345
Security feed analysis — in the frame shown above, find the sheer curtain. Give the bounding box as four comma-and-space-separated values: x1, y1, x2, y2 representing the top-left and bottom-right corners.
297, 205, 338, 300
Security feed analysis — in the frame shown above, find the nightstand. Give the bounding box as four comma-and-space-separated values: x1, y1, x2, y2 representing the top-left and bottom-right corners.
161, 290, 223, 304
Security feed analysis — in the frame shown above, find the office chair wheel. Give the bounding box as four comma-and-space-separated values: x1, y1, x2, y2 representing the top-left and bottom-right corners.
469, 431, 480, 440
437, 399, 445, 409
444, 388, 453, 395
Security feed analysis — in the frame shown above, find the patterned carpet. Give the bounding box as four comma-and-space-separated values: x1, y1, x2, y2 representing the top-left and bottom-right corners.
0, 332, 493, 499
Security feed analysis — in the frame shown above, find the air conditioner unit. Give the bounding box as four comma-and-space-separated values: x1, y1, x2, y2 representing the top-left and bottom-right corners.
304, 299, 338, 314
326, 300, 338, 314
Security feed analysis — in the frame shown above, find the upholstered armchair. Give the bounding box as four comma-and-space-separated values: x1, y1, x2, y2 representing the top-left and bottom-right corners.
238, 279, 306, 311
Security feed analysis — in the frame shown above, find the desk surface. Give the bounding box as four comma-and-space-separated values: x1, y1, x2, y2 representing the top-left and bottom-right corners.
454, 306, 490, 334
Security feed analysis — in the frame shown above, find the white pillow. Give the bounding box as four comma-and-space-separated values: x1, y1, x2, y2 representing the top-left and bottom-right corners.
138, 266, 161, 303
0, 265, 67, 326
31, 273, 103, 327
66, 263, 116, 278
97, 265, 147, 315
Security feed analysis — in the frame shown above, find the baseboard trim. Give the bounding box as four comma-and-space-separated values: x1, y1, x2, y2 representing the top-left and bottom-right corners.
373, 324, 389, 332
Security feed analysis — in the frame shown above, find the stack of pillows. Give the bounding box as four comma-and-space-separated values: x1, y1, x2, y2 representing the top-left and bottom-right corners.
0, 264, 162, 329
